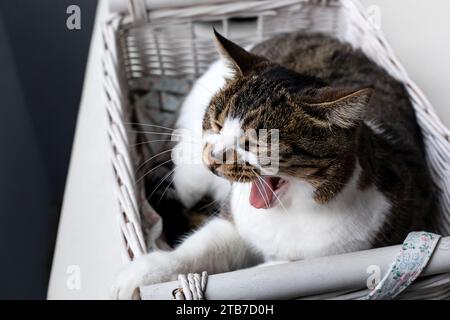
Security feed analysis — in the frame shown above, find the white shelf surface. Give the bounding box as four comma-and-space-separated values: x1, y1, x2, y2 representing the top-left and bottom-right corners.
47, 0, 123, 299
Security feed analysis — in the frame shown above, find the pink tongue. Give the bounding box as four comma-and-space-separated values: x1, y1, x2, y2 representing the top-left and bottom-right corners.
249, 177, 274, 209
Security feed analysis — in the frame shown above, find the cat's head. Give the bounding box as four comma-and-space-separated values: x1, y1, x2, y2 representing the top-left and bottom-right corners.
202, 30, 372, 208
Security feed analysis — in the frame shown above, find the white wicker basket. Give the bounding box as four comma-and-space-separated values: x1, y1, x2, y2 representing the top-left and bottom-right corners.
102, 0, 450, 299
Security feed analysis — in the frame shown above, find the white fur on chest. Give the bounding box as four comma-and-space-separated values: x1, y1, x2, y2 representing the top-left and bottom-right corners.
230, 164, 391, 261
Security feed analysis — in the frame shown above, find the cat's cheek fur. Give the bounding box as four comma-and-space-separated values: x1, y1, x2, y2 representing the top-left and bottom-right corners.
173, 59, 232, 207
231, 163, 391, 261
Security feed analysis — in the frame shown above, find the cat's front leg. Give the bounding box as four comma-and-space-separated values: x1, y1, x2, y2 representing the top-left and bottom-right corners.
111, 250, 183, 300
111, 217, 260, 299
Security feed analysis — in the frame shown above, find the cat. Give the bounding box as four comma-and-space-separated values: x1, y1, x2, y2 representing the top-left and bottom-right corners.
112, 30, 436, 299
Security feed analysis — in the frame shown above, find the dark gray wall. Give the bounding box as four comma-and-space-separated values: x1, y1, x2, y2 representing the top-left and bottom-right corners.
0, 0, 97, 299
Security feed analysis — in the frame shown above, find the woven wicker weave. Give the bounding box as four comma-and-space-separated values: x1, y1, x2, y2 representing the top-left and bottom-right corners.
102, 0, 450, 298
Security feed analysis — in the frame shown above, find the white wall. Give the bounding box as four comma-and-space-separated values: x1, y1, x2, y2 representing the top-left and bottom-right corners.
361, 0, 450, 128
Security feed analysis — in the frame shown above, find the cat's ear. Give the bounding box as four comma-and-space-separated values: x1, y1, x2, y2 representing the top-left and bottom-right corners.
305, 88, 373, 128
213, 28, 266, 75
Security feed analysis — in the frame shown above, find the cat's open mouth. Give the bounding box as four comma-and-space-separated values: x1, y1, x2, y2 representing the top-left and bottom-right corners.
249, 176, 289, 209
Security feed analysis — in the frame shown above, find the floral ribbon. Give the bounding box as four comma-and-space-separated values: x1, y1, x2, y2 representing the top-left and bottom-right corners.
364, 231, 441, 300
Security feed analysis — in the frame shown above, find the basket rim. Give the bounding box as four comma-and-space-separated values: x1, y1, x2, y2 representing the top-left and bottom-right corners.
102, 0, 450, 267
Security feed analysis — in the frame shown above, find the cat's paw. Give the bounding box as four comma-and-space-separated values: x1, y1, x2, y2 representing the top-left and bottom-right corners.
111, 251, 182, 300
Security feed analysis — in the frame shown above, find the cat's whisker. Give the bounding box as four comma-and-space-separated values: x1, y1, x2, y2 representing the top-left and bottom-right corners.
253, 170, 289, 214
135, 148, 175, 173
252, 170, 271, 209
128, 130, 203, 143
128, 130, 183, 137
234, 173, 245, 210
146, 167, 177, 202
132, 139, 198, 147
131, 139, 179, 147
135, 158, 173, 185
258, 177, 273, 210
251, 171, 271, 209
196, 82, 215, 95
261, 179, 288, 214
126, 122, 176, 132
156, 173, 177, 206
196, 198, 220, 211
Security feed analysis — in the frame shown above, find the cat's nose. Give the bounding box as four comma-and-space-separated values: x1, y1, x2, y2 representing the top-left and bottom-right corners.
210, 149, 225, 163
203, 144, 237, 174
202, 147, 220, 172
204, 151, 220, 175
205, 151, 222, 175
210, 148, 236, 165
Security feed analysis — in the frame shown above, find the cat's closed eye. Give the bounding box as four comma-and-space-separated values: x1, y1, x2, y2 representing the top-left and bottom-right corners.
213, 120, 223, 131
239, 136, 259, 152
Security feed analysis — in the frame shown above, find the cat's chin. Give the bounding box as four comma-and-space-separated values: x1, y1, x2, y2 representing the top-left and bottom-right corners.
249, 176, 289, 209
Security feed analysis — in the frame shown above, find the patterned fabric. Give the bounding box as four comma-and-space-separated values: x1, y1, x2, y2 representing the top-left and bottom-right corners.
365, 231, 441, 300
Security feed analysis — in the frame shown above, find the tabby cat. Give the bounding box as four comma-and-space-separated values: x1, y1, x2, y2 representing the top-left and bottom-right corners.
112, 30, 435, 299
